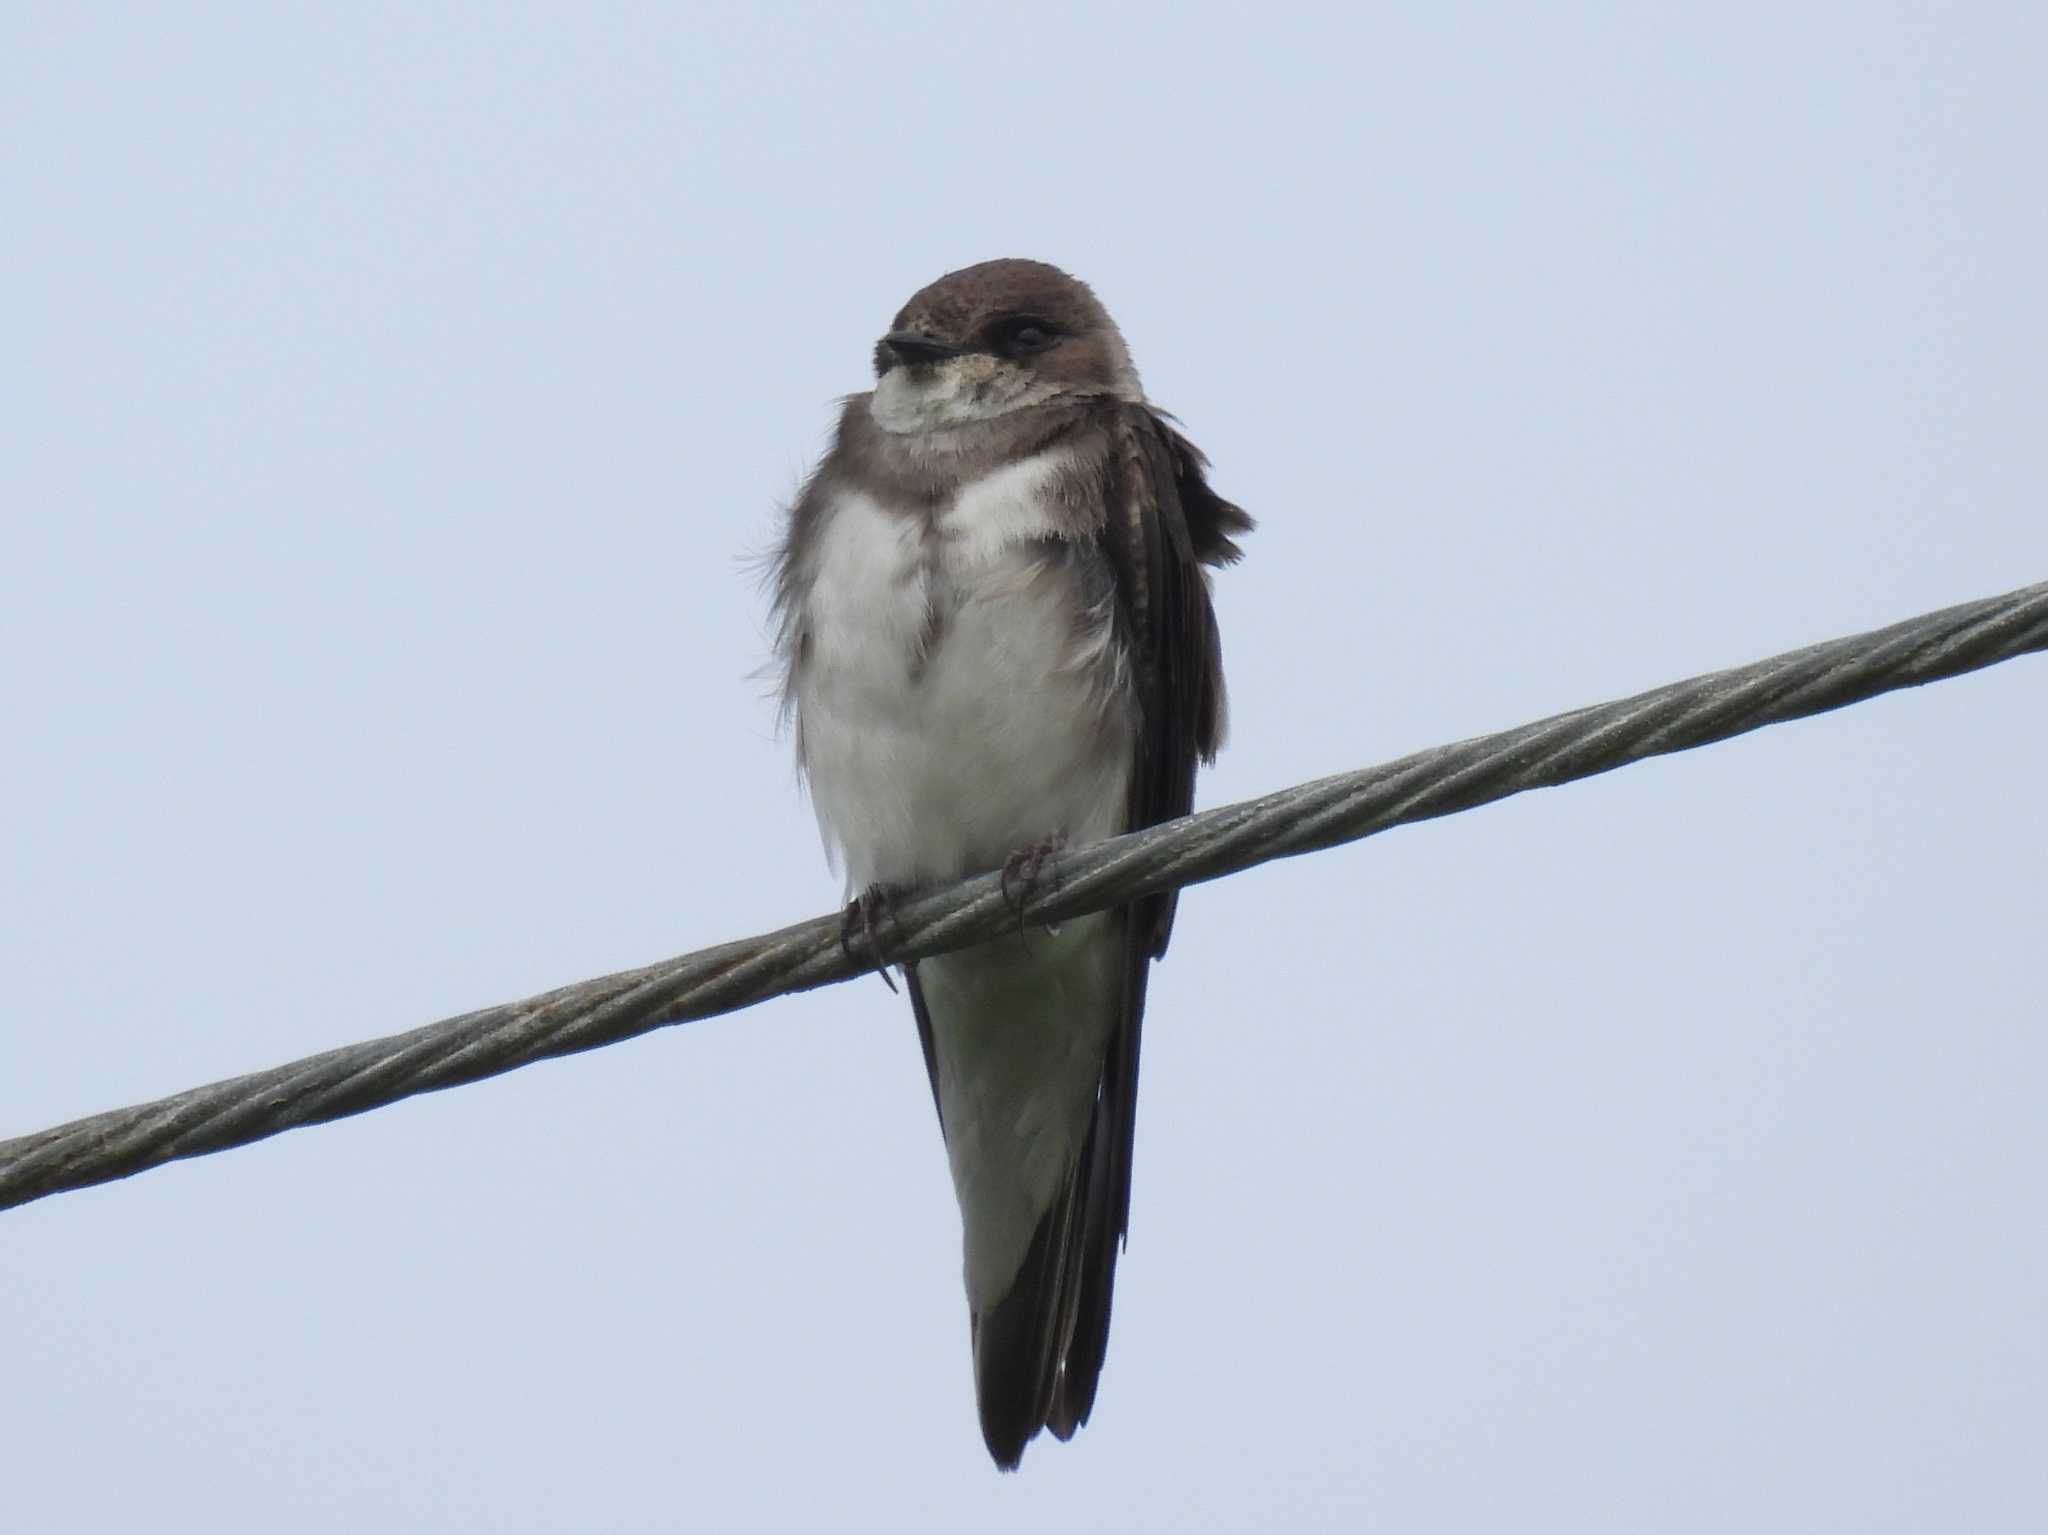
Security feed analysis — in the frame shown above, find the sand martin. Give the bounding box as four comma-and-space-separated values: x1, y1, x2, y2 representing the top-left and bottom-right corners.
772, 258, 1249, 1467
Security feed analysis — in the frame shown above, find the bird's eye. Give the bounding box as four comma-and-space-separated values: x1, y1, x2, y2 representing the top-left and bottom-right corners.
994, 316, 1057, 355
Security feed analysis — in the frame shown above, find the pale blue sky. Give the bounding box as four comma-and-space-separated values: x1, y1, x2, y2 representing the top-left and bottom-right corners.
4, 4, 2044, 1529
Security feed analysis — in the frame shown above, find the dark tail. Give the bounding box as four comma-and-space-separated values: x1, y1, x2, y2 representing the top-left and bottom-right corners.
911, 916, 1150, 1471
972, 1109, 1121, 1470
973, 942, 1147, 1469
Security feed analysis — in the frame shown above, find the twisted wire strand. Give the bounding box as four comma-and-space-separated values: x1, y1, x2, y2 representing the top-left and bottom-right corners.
4, 579, 2043, 1213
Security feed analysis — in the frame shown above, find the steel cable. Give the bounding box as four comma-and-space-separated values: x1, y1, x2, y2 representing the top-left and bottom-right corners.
4, 579, 2043, 1212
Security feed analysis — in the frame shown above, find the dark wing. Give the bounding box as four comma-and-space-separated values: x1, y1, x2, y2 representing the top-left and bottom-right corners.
1106, 405, 1252, 959
1044, 402, 1251, 1438
903, 966, 943, 1125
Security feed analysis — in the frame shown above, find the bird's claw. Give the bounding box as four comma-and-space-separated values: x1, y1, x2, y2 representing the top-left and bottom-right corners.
839, 883, 902, 993
999, 833, 1069, 936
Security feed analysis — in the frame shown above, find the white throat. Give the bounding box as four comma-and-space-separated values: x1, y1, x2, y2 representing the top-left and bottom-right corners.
869, 356, 1065, 435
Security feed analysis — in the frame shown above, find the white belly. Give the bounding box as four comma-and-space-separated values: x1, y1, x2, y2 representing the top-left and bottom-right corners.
794, 453, 1133, 891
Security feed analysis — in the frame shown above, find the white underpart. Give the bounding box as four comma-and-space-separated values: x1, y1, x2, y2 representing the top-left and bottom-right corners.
919, 915, 1121, 1307
797, 450, 1130, 891
794, 443, 1134, 1307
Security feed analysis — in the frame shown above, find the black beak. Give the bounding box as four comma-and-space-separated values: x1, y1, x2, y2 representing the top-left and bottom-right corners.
875, 330, 963, 372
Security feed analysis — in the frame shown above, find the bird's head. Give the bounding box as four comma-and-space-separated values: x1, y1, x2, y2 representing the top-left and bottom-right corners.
869, 258, 1142, 434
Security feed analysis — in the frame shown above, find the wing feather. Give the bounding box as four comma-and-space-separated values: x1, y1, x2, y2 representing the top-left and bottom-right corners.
1044, 403, 1250, 1438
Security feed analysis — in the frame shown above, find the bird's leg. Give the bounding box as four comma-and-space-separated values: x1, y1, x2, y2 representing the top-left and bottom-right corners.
999, 832, 1069, 937
839, 882, 903, 993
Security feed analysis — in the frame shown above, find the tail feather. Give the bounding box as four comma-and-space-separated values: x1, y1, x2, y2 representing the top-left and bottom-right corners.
975, 1090, 1128, 1466
1047, 1114, 1118, 1439
907, 911, 1142, 1471
1050, 924, 1151, 1439
972, 1169, 1083, 1469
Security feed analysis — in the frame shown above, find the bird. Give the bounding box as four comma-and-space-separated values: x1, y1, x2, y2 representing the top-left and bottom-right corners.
770, 258, 1250, 1468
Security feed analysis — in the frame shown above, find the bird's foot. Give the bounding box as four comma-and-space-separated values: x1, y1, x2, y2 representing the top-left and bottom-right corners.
999, 833, 1069, 936
839, 882, 904, 993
